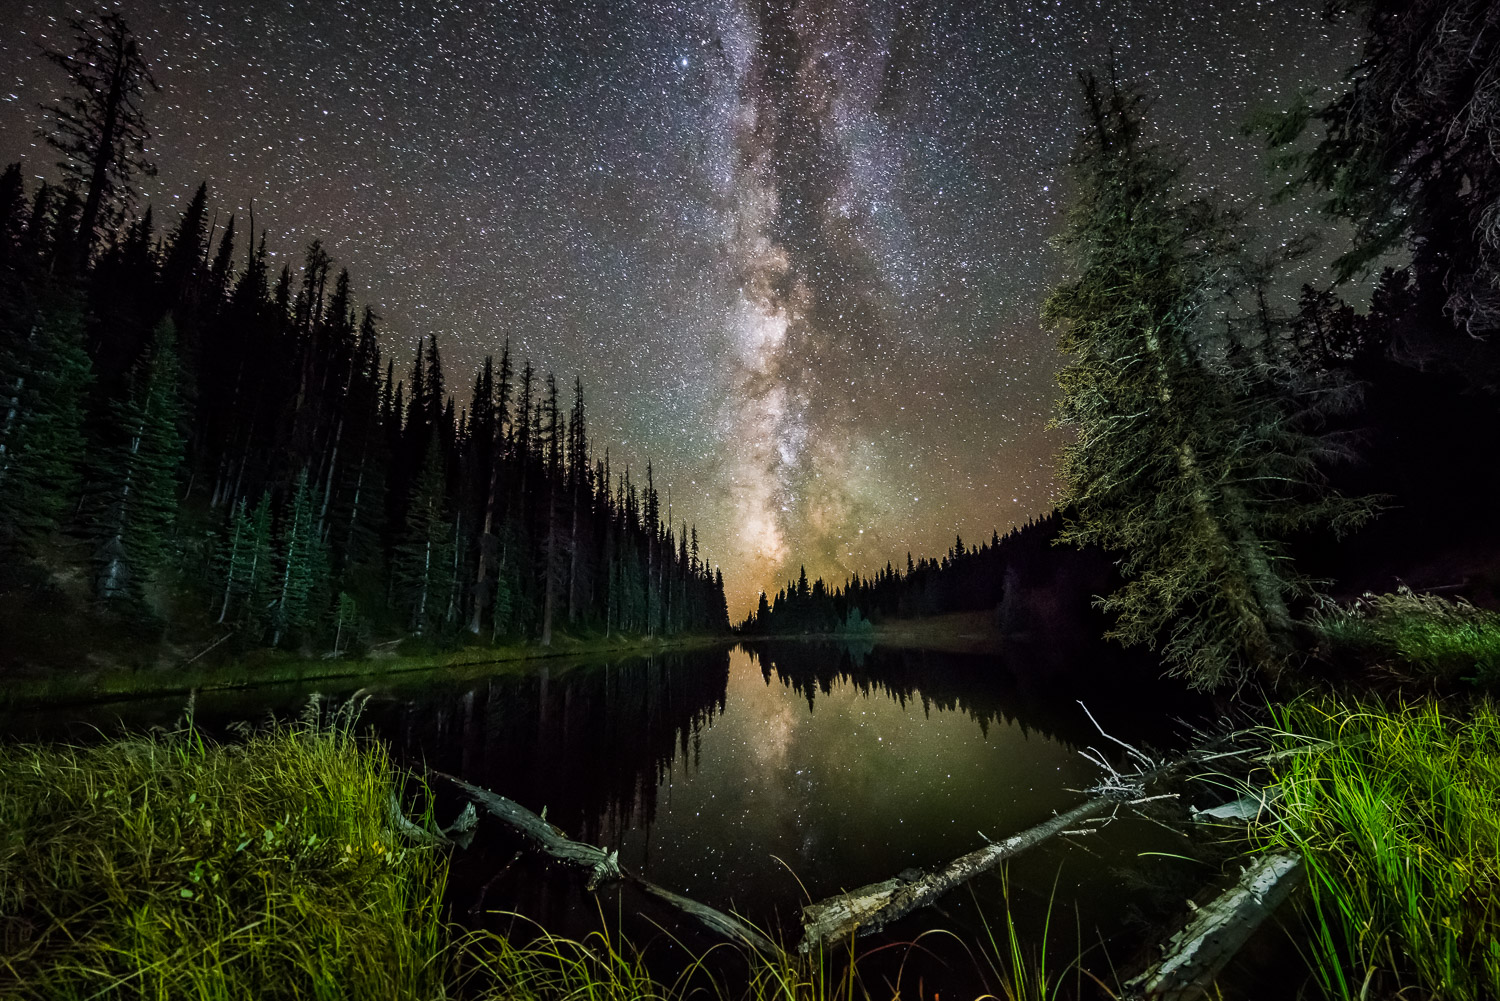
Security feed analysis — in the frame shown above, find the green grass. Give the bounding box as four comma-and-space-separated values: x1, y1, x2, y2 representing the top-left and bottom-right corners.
1314, 588, 1500, 687
0, 696, 455, 1000
1257, 697, 1500, 1000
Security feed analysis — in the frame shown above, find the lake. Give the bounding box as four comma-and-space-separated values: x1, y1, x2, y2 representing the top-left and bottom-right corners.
1, 640, 1218, 993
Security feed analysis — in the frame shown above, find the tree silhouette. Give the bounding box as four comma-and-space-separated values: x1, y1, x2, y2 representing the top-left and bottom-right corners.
37, 9, 158, 270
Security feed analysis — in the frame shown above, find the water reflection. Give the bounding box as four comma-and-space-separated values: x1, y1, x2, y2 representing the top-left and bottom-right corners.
379, 651, 730, 848
0, 641, 1207, 965
743, 640, 1206, 749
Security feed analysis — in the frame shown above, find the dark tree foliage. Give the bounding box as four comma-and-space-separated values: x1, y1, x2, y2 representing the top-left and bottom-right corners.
90, 318, 186, 603
0, 287, 91, 557
1045, 70, 1375, 688
0, 151, 730, 647
740, 521, 1038, 635
1256, 0, 1500, 382
36, 9, 158, 270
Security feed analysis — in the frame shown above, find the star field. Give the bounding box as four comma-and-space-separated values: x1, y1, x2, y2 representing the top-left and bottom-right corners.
0, 0, 1361, 615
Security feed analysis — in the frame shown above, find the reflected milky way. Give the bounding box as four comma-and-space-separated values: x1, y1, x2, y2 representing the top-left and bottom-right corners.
0, 1, 1360, 613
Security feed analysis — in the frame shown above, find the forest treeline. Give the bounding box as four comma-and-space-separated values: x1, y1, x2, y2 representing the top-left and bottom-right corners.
0, 16, 728, 658
738, 513, 1064, 635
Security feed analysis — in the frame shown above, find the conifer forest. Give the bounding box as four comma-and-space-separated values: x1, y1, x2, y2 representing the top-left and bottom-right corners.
0, 81, 730, 658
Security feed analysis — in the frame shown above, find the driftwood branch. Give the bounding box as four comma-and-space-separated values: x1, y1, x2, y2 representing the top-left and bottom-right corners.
799, 710, 1203, 954
388, 794, 479, 848
1125, 853, 1303, 1001
428, 768, 779, 957
798, 794, 1119, 953
179, 629, 235, 668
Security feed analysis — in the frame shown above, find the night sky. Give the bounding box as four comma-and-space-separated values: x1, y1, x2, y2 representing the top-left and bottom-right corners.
0, 1, 1360, 616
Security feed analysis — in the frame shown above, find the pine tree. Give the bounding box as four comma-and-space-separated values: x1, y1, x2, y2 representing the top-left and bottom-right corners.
1045, 70, 1373, 688
0, 163, 26, 266
332, 591, 359, 657
271, 469, 327, 646
1255, 1, 1500, 343
491, 534, 516, 641
212, 494, 273, 627
243, 492, 275, 634
160, 182, 208, 303
206, 215, 236, 303
0, 290, 91, 557
37, 10, 158, 270
93, 317, 185, 603
392, 434, 452, 637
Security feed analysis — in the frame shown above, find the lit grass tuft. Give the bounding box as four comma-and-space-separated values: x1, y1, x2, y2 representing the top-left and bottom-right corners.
1314, 587, 1500, 686
1258, 697, 1500, 1000
0, 697, 450, 1000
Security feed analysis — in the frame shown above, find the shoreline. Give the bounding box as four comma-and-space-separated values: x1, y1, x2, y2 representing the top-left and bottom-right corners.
1, 632, 734, 710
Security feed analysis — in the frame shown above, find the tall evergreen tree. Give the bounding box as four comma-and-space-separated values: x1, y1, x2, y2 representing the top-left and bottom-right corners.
1257, 1, 1500, 346
37, 10, 158, 270
160, 182, 208, 303
93, 317, 185, 603
270, 469, 327, 646
1045, 70, 1373, 688
392, 433, 452, 637
0, 290, 91, 557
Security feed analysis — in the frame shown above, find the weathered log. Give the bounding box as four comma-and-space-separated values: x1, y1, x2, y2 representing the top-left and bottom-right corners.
431, 770, 621, 884
388, 793, 479, 848
429, 768, 779, 957
1124, 852, 1303, 1001
798, 794, 1118, 953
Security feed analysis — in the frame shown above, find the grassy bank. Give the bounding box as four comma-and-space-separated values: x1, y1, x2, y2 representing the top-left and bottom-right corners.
0, 702, 703, 1000
1257, 697, 1500, 1000
0, 698, 455, 999
0, 630, 731, 709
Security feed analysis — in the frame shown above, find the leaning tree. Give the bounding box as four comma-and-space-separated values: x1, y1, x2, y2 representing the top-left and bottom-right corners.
37, 9, 158, 272
1045, 70, 1375, 689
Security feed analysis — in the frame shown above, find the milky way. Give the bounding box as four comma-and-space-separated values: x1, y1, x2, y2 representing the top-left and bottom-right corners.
0, 0, 1360, 615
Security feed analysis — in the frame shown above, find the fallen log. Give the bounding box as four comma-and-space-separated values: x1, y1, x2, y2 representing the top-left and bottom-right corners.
428, 768, 779, 957
798, 794, 1119, 953
429, 770, 621, 886
1124, 852, 1303, 1001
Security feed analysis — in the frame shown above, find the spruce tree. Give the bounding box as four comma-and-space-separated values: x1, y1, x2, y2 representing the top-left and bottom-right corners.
392, 434, 452, 637
0, 163, 25, 266
1045, 71, 1373, 688
213, 497, 254, 623
271, 469, 327, 646
0, 290, 91, 558
93, 317, 185, 603
210, 492, 274, 630
37, 10, 158, 270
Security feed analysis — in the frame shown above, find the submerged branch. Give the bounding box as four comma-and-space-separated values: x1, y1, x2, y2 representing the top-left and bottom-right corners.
427, 768, 780, 958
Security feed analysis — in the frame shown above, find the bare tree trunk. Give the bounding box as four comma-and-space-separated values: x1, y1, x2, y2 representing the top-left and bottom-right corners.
1125, 854, 1302, 1001
428, 768, 779, 957
798, 794, 1119, 953
318, 415, 343, 531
